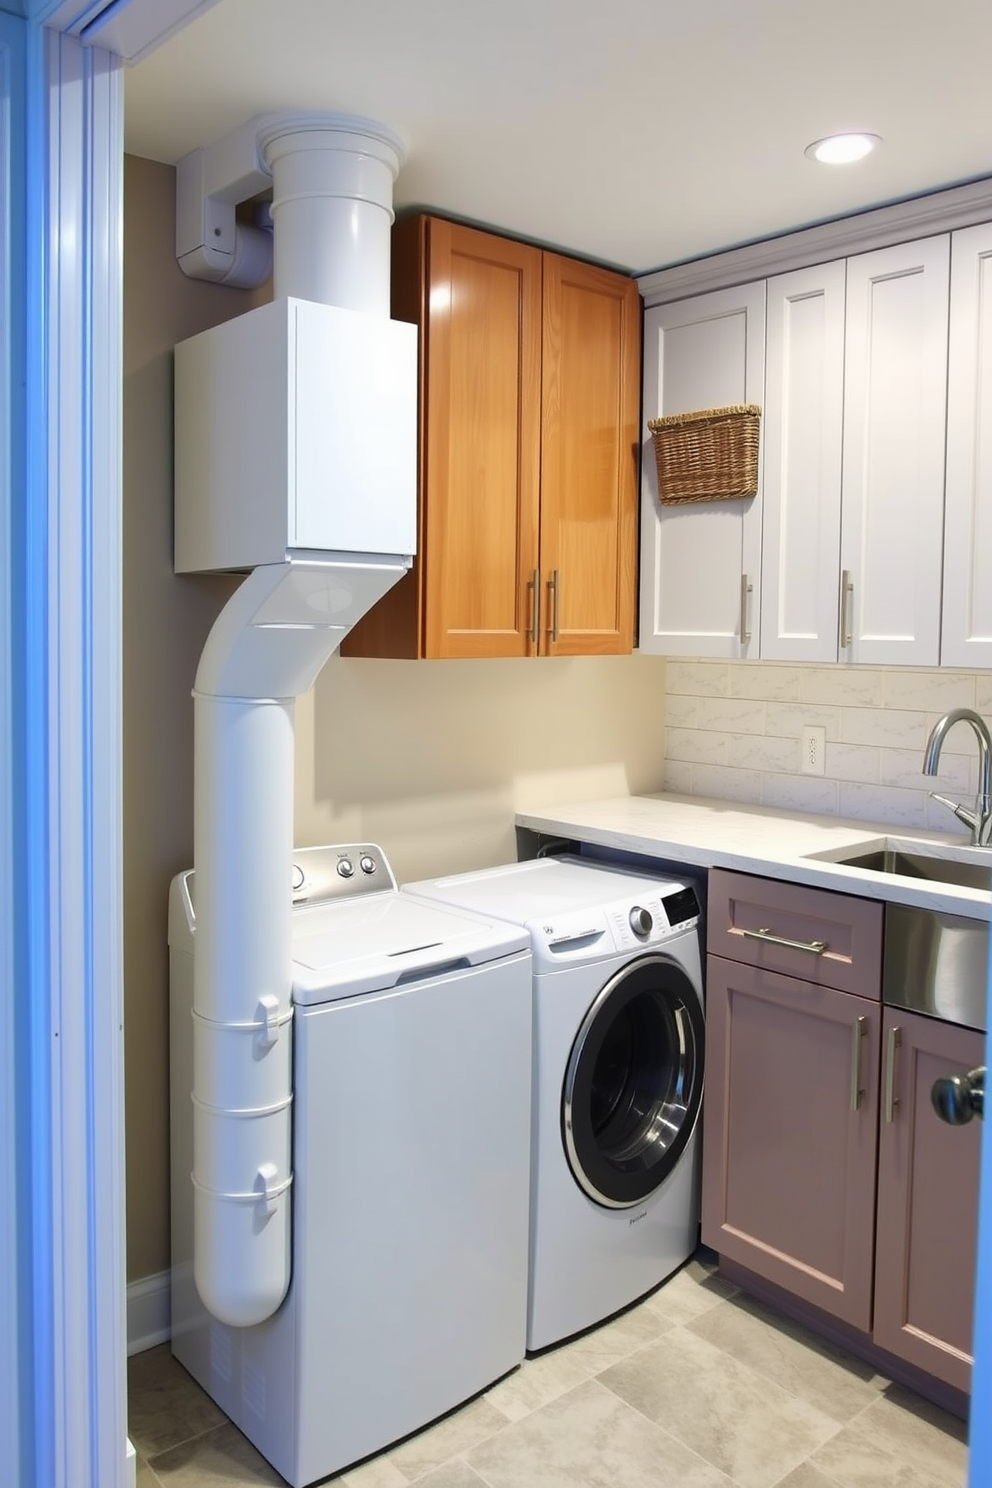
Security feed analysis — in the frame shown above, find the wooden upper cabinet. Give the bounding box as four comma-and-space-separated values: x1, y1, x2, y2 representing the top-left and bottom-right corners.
539, 254, 640, 656
342, 216, 640, 659
421, 219, 542, 658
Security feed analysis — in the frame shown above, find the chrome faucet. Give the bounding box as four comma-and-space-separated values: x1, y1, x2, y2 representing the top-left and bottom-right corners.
922, 708, 992, 846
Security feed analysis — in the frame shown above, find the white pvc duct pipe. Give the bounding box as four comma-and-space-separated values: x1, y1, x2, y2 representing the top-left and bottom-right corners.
189, 114, 409, 1327
259, 118, 403, 314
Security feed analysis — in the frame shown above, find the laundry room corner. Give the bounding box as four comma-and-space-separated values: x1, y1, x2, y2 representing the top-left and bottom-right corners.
121, 149, 669, 1329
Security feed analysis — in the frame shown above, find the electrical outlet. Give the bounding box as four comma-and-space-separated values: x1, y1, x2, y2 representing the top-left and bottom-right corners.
800, 725, 826, 777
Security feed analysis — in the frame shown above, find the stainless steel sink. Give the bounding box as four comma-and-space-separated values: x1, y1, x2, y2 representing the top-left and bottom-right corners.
810, 840, 990, 1030
833, 847, 992, 893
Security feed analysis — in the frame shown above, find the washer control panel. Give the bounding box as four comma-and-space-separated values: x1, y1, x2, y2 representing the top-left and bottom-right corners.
292, 843, 396, 904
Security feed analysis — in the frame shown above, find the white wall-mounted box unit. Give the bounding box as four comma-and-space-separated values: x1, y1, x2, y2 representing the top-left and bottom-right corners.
175, 296, 418, 573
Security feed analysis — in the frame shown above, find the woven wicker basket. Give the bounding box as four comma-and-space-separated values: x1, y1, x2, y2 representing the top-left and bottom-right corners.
648, 404, 760, 505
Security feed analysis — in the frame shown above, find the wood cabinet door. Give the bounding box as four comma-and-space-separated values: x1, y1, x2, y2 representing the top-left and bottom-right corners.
873, 1010, 983, 1392
760, 261, 847, 663
702, 954, 880, 1329
839, 235, 949, 666
538, 254, 640, 656
941, 220, 992, 668
421, 219, 543, 657
639, 282, 765, 659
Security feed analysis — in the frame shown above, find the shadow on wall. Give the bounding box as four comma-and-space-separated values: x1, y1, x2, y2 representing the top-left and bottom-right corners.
296, 651, 667, 882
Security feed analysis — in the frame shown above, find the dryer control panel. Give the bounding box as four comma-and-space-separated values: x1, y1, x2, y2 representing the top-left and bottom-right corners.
538, 884, 700, 959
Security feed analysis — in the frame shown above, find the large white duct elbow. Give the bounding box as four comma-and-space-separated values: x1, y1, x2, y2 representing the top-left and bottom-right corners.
189, 558, 408, 1327
178, 110, 416, 1330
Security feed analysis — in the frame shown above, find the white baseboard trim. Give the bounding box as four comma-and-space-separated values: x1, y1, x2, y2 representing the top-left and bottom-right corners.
127, 1270, 171, 1356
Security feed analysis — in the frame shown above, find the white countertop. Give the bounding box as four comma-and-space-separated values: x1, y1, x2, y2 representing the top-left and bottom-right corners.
515, 793, 992, 921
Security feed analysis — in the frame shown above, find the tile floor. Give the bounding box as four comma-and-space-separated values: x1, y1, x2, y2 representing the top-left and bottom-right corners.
128, 1253, 969, 1488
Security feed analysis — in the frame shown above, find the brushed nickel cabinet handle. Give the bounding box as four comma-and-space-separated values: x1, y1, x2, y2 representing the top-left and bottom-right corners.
529, 568, 540, 645
739, 573, 753, 645
741, 927, 828, 955
840, 569, 854, 649
850, 1015, 867, 1112
547, 568, 560, 643
885, 1025, 902, 1123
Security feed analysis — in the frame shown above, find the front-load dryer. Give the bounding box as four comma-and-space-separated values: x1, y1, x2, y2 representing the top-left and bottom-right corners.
169, 844, 532, 1487
404, 854, 705, 1352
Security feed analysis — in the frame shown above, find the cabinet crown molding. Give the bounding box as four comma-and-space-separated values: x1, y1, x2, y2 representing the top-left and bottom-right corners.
638, 176, 992, 305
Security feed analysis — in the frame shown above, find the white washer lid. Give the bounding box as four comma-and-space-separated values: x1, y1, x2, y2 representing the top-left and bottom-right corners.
290, 891, 529, 1005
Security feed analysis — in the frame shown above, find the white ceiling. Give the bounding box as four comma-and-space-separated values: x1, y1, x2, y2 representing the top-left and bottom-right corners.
123, 0, 992, 277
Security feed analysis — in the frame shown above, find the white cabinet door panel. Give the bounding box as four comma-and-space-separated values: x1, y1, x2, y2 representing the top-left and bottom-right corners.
840, 236, 949, 666
942, 221, 992, 668
640, 283, 765, 658
761, 262, 846, 662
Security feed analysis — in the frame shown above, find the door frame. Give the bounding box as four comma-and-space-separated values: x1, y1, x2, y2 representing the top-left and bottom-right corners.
4, 5, 992, 1487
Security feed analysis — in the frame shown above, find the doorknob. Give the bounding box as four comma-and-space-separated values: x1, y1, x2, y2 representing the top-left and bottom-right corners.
931, 1067, 985, 1125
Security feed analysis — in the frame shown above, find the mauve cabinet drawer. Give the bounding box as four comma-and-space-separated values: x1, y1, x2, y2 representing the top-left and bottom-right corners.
707, 868, 884, 997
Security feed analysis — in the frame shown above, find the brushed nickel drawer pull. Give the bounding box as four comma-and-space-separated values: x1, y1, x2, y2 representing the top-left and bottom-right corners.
529, 568, 540, 645
850, 1015, 867, 1112
840, 569, 854, 649
739, 572, 753, 645
548, 568, 560, 643
741, 927, 828, 955
884, 1025, 902, 1123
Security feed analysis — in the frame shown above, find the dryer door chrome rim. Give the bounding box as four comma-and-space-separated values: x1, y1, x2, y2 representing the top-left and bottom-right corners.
561, 953, 705, 1209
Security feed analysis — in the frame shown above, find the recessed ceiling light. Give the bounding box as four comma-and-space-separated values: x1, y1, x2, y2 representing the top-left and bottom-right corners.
804, 133, 882, 165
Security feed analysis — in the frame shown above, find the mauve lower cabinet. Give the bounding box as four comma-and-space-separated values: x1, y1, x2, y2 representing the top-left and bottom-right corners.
873, 1008, 982, 1393
703, 868, 981, 1395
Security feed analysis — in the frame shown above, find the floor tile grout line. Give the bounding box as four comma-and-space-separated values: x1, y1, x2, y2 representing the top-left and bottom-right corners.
143, 1418, 241, 1472
586, 1373, 747, 1487
386, 1404, 519, 1484
677, 1303, 899, 1430
594, 1336, 860, 1488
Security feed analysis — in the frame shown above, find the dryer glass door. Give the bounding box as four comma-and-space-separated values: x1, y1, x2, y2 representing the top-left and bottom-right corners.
562, 953, 704, 1208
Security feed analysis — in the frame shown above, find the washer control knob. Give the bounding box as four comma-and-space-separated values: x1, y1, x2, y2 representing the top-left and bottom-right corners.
359, 854, 377, 875
336, 858, 355, 879
291, 863, 305, 892
629, 905, 653, 938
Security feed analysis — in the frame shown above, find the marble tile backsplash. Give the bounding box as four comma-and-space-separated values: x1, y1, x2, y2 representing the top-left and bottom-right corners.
662, 661, 992, 834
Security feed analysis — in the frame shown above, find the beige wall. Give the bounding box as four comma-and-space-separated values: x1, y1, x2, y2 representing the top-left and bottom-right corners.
122, 155, 668, 1282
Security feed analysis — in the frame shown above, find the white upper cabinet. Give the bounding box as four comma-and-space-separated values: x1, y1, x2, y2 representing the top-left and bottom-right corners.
760, 261, 846, 662
941, 221, 992, 668
639, 283, 765, 658
639, 187, 992, 669
838, 235, 950, 666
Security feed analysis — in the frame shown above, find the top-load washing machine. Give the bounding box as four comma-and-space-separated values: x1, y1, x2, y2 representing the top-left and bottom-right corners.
169, 844, 533, 1488
404, 853, 705, 1352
